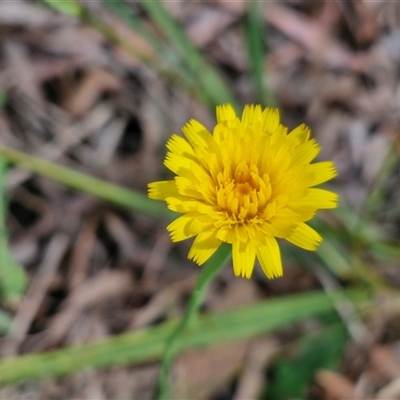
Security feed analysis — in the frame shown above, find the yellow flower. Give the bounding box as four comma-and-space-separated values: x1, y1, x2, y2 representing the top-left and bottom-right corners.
148, 104, 338, 279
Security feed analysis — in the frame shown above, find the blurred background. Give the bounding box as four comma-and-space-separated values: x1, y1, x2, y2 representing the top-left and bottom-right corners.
0, 0, 400, 399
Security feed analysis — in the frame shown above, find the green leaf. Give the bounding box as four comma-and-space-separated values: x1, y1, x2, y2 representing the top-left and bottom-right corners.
263, 323, 349, 400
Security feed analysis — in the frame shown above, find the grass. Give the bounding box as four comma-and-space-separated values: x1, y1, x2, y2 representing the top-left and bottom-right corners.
0, 288, 368, 386
245, 0, 272, 106
0, 146, 169, 220
0, 146, 27, 308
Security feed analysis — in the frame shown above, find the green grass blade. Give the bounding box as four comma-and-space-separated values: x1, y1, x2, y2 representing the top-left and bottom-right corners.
0, 310, 12, 335
99, 0, 199, 97
265, 323, 348, 400
138, 0, 237, 108
0, 146, 170, 219
0, 289, 368, 386
0, 91, 7, 109
245, 0, 271, 105
316, 237, 354, 278
0, 157, 27, 306
100, 0, 165, 60
41, 0, 82, 17
42, 0, 195, 97
42, 0, 235, 108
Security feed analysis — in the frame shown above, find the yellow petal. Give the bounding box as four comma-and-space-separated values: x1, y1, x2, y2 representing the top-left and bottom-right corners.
232, 240, 256, 279
165, 197, 196, 212
286, 205, 316, 221
182, 120, 212, 148
182, 122, 222, 173
307, 162, 337, 187
166, 134, 194, 156
292, 139, 321, 165
235, 223, 248, 242
166, 197, 218, 214
268, 209, 299, 238
148, 180, 178, 200
167, 214, 197, 242
286, 222, 322, 250
177, 162, 213, 186
216, 226, 237, 243
288, 123, 310, 146
297, 188, 338, 209
188, 229, 221, 265
167, 214, 213, 242
175, 176, 205, 201
258, 222, 278, 238
164, 152, 192, 175
241, 104, 263, 129
261, 107, 280, 133
216, 103, 237, 123
256, 236, 283, 278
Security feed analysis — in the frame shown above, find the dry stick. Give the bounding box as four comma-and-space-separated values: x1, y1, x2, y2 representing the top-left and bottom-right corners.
312, 263, 369, 345
3, 234, 70, 356
5, 103, 115, 191
143, 231, 172, 281
233, 338, 279, 400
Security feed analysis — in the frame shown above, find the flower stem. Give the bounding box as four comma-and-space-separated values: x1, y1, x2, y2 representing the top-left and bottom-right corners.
157, 243, 232, 399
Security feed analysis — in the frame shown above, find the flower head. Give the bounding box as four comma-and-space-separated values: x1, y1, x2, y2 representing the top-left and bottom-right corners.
148, 104, 338, 279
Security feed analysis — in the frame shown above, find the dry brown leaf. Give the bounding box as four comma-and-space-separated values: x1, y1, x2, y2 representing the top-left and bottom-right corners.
209, 278, 259, 312
88, 6, 156, 64
174, 341, 248, 399
63, 69, 121, 117
0, 3, 60, 28
213, 0, 248, 15
370, 345, 400, 381
315, 369, 357, 400
376, 376, 400, 399
68, 214, 99, 290
186, 5, 240, 48
337, 0, 380, 47
46, 271, 132, 346
265, 4, 362, 71
4, 41, 42, 102
233, 338, 279, 400
3, 234, 70, 356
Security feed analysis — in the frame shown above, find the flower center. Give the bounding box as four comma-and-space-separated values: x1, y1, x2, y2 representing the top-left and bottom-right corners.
234, 182, 252, 196
216, 162, 273, 222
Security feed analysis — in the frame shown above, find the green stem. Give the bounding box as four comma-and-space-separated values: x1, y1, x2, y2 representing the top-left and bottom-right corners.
158, 243, 232, 400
